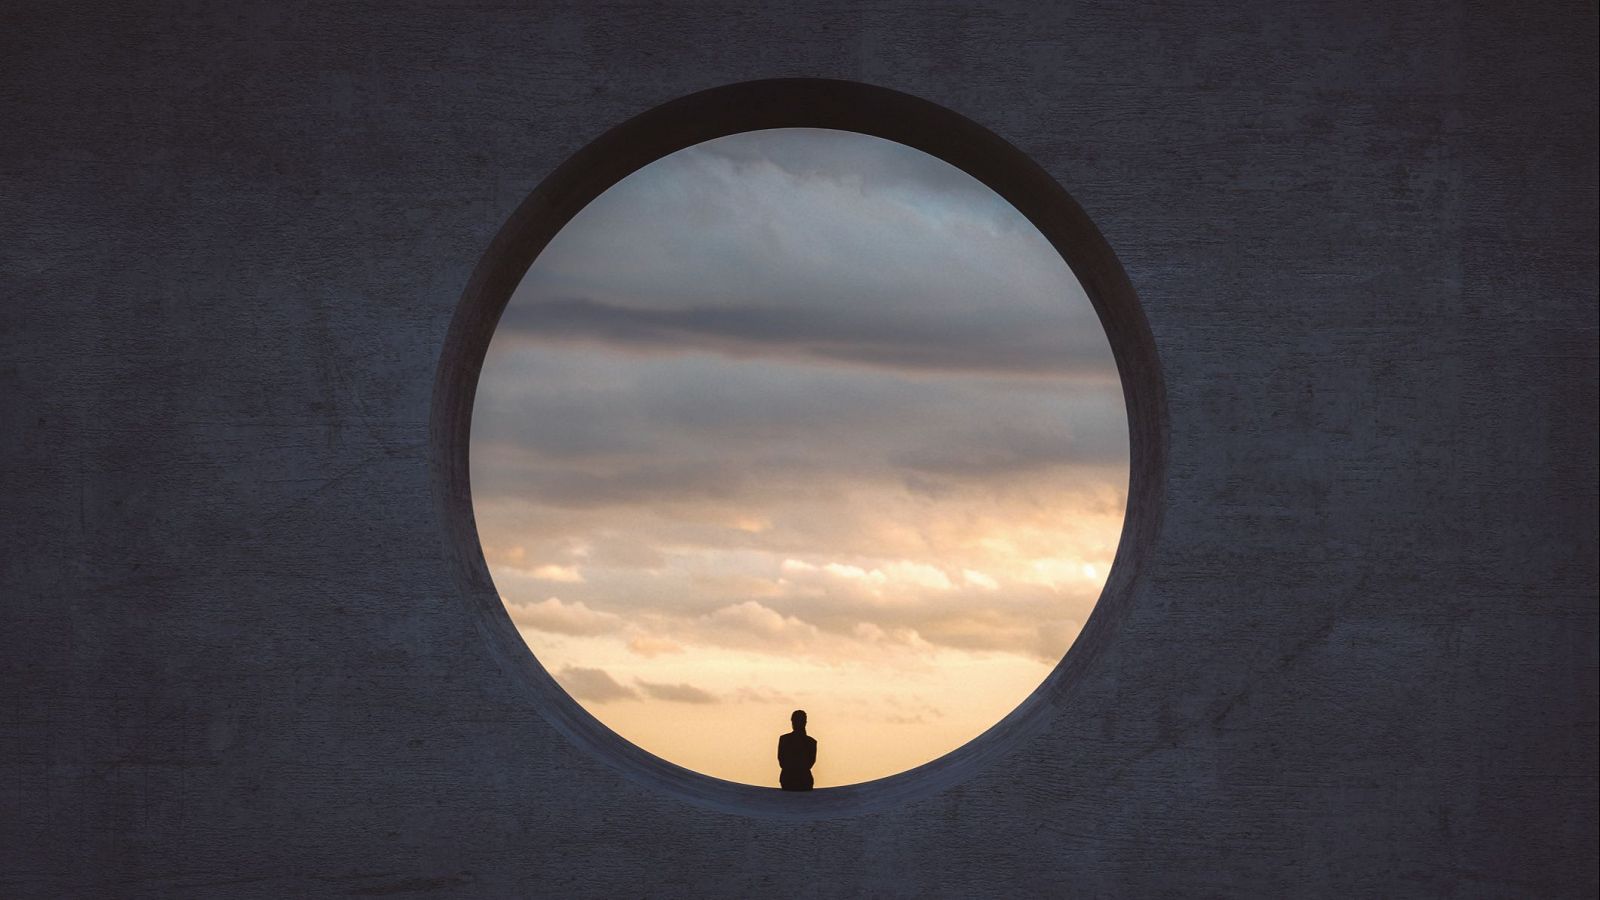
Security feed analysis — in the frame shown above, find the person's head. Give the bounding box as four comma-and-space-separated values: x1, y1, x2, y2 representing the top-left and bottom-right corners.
791, 709, 807, 731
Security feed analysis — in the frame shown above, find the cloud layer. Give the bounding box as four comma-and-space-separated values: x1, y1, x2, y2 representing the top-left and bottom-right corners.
474, 129, 1127, 786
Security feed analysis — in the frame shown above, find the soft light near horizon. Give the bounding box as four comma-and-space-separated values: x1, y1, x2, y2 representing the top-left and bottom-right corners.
472, 128, 1127, 787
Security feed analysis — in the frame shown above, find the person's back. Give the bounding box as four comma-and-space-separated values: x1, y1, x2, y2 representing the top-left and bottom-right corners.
777, 710, 817, 791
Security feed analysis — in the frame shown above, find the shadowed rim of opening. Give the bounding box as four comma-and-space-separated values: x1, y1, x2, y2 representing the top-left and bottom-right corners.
431, 78, 1166, 820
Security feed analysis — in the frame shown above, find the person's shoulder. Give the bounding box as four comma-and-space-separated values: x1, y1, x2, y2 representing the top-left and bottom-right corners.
805, 735, 817, 746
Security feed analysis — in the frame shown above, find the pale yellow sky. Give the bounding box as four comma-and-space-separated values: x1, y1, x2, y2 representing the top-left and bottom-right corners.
472, 129, 1126, 787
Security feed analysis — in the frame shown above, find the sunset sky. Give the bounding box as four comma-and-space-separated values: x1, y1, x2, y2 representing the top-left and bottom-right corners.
471, 128, 1127, 787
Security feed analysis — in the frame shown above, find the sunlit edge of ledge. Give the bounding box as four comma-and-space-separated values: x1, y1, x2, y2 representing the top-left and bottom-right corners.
431, 77, 1168, 822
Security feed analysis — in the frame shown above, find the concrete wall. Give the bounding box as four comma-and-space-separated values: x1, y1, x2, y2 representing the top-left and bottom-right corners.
3, 2, 1595, 896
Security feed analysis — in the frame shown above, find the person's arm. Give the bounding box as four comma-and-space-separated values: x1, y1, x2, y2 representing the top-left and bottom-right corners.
805, 738, 816, 768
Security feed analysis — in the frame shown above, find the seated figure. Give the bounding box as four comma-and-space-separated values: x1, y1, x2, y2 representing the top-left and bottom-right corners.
777, 710, 817, 792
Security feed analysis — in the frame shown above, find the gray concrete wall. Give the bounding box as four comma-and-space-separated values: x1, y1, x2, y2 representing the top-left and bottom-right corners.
3, 1, 1595, 896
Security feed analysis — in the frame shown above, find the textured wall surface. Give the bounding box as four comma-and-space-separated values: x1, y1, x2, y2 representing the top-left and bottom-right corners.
3, 2, 1595, 897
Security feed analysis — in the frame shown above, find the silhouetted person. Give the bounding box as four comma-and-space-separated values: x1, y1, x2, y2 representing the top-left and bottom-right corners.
777, 709, 817, 792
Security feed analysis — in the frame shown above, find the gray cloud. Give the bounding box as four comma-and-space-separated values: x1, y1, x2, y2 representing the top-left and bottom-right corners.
555, 666, 637, 703
470, 346, 1127, 514
496, 127, 1114, 389
636, 680, 719, 704
730, 686, 795, 705
890, 425, 1126, 478
495, 296, 1113, 379
486, 459, 745, 511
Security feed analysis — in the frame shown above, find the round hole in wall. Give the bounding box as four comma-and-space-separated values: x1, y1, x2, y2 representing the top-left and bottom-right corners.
432, 79, 1165, 819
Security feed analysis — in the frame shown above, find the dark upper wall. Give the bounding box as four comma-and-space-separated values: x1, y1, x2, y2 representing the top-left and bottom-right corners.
2, 1, 1595, 896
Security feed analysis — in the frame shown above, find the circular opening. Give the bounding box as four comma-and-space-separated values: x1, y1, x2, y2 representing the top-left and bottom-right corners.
432, 79, 1166, 818
472, 127, 1127, 787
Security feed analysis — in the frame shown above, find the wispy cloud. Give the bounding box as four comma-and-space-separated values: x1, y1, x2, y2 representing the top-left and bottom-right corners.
554, 666, 637, 703
496, 296, 1114, 379
555, 667, 721, 705
636, 680, 719, 704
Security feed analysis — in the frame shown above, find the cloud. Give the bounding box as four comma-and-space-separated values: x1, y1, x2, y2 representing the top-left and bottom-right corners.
635, 680, 719, 704
703, 601, 822, 650
879, 696, 947, 725
912, 612, 1083, 661
730, 686, 795, 705
495, 296, 1114, 379
848, 621, 934, 652
480, 474, 1121, 664
780, 557, 954, 592
470, 344, 1129, 520
890, 423, 1127, 478
963, 569, 1000, 590
627, 635, 685, 657
529, 563, 584, 582
490, 127, 1119, 397
554, 666, 637, 703
506, 597, 623, 636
